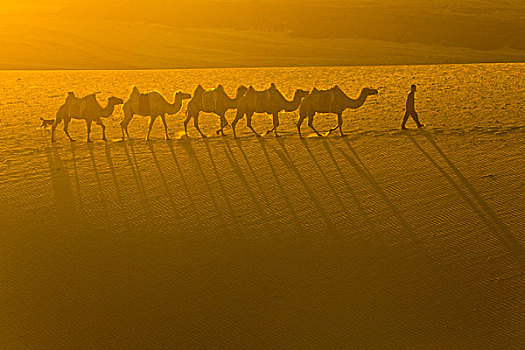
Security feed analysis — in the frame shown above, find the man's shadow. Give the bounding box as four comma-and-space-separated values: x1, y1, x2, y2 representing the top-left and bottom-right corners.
407, 131, 524, 265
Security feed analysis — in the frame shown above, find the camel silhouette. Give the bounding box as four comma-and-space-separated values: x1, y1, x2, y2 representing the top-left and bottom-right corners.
51, 92, 124, 142
297, 86, 378, 138
184, 85, 248, 138
231, 83, 309, 138
120, 87, 191, 140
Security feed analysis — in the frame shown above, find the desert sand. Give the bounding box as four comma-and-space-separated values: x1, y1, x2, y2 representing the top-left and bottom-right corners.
0, 63, 524, 348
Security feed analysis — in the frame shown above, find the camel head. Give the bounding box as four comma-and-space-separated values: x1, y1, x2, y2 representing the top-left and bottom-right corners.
295, 89, 310, 99
175, 91, 192, 101
236, 85, 248, 98
362, 87, 379, 96
108, 96, 124, 106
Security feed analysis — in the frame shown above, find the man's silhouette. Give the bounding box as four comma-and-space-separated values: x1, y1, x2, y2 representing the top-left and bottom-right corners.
401, 85, 424, 129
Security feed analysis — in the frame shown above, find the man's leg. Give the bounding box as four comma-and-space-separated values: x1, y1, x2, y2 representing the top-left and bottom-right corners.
401, 110, 410, 129
411, 111, 424, 128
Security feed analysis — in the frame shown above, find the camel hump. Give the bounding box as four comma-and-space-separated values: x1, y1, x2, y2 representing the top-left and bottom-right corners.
131, 86, 140, 94
270, 83, 277, 89
248, 86, 256, 92
194, 85, 205, 94
138, 93, 151, 115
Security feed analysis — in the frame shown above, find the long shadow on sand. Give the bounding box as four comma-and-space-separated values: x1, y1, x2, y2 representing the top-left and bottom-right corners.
104, 143, 124, 208
69, 143, 86, 220
122, 140, 153, 217
221, 138, 271, 226
202, 139, 238, 227
87, 143, 109, 222
180, 138, 226, 228
256, 138, 305, 233
337, 138, 413, 233
147, 141, 180, 218
408, 132, 524, 265
317, 138, 377, 234
274, 138, 335, 229
166, 140, 199, 215
233, 138, 280, 219
46, 145, 77, 229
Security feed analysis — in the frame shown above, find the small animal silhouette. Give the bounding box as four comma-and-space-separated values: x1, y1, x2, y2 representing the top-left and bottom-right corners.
40, 117, 55, 128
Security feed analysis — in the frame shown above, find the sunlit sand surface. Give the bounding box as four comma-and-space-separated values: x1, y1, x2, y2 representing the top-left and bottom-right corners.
1, 64, 524, 348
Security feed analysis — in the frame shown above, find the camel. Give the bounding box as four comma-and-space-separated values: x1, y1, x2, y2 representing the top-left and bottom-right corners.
51, 92, 124, 142
297, 86, 378, 138
184, 84, 248, 138
231, 83, 309, 138
120, 87, 192, 140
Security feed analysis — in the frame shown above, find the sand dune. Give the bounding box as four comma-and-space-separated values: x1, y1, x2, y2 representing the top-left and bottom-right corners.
0, 0, 524, 69
1, 64, 524, 348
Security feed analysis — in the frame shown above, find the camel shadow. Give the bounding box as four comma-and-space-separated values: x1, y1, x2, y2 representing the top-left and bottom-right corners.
298, 138, 371, 234
273, 137, 334, 229
166, 139, 199, 216
256, 138, 305, 233
221, 138, 270, 225
338, 138, 413, 233
69, 143, 86, 220
87, 143, 109, 218
46, 145, 77, 228
180, 138, 226, 228
408, 131, 524, 265
121, 140, 153, 217
104, 143, 124, 208
147, 141, 180, 219
201, 138, 238, 226
233, 138, 279, 219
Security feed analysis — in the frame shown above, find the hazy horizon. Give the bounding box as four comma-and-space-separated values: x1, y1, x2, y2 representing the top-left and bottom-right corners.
1, 0, 524, 69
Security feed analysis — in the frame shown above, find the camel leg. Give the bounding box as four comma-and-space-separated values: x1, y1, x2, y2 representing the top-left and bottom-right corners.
246, 113, 260, 137
63, 119, 75, 142
216, 114, 228, 136
297, 114, 307, 139
337, 112, 345, 137
231, 111, 243, 139
96, 118, 107, 141
184, 112, 192, 137
86, 120, 93, 142
271, 113, 280, 137
120, 111, 133, 140
193, 114, 206, 138
51, 118, 61, 142
146, 116, 158, 141
160, 114, 171, 140
307, 114, 322, 137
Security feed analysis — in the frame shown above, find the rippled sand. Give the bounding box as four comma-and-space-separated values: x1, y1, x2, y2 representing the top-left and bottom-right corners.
1, 64, 524, 348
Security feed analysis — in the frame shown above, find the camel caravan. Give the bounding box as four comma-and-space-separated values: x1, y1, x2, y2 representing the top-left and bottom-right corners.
50, 84, 378, 142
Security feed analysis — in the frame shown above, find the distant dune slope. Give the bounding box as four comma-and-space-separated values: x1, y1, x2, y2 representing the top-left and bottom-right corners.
0, 0, 524, 69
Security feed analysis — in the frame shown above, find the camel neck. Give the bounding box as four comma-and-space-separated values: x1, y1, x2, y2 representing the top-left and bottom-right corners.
167, 96, 183, 114
345, 90, 368, 109
283, 90, 303, 112
102, 102, 116, 118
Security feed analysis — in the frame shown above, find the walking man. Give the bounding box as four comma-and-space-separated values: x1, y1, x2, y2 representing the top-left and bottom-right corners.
401, 84, 424, 129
